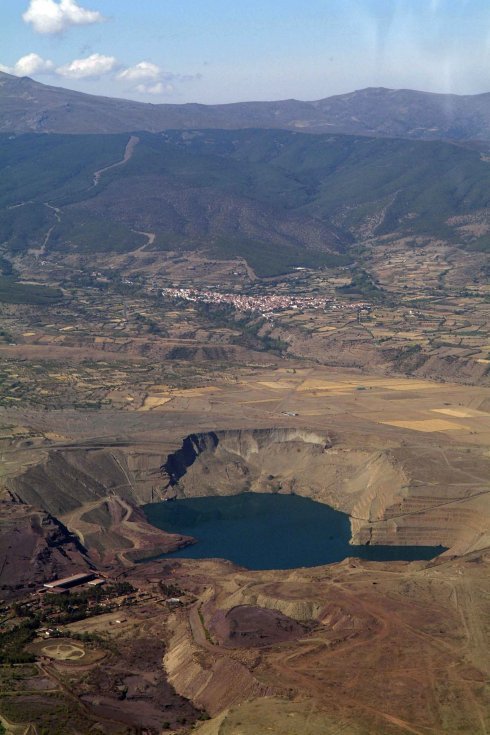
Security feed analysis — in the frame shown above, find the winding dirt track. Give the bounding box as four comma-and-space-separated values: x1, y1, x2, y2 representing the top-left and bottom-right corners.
92, 135, 139, 187
27, 136, 139, 259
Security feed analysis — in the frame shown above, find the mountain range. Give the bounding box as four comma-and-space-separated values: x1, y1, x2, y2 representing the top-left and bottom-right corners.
1, 74, 490, 276
3, 71, 490, 142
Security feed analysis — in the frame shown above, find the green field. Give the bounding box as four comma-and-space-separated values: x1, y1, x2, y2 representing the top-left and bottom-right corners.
0, 277, 63, 305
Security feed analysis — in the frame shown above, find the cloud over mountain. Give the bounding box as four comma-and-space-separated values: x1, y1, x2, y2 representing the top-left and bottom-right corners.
118, 62, 162, 82
0, 52, 54, 76
56, 53, 117, 79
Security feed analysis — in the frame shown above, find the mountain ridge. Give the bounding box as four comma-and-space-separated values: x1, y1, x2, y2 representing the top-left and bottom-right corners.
3, 71, 490, 141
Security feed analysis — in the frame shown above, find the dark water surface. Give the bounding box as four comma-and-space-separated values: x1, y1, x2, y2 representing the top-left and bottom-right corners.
143, 493, 445, 570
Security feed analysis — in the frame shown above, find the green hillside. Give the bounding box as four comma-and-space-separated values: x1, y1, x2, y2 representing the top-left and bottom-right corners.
1, 129, 489, 276
164, 129, 490, 242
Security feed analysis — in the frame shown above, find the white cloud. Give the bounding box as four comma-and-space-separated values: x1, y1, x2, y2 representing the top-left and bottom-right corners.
118, 61, 161, 82
0, 45, 201, 100
117, 61, 201, 96
22, 0, 104, 35
0, 53, 54, 76
56, 53, 117, 79
135, 82, 175, 95
118, 61, 176, 95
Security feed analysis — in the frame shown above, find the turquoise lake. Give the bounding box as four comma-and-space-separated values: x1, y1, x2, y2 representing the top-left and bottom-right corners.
143, 493, 445, 570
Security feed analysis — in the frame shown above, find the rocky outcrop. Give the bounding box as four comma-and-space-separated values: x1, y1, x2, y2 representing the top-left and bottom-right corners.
162, 428, 330, 489
3, 448, 193, 565
78, 495, 195, 564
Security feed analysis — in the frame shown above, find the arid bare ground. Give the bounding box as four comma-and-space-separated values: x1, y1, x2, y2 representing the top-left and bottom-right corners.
0, 365, 489, 733
131, 549, 490, 735
2, 366, 490, 567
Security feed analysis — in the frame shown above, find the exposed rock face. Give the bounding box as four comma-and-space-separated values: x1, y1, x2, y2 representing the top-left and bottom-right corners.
208, 605, 315, 648
268, 322, 490, 387
162, 428, 330, 489
5, 427, 489, 560
5, 448, 159, 516
77, 495, 195, 565
0, 499, 92, 598
162, 428, 407, 534
3, 450, 194, 565
160, 429, 490, 554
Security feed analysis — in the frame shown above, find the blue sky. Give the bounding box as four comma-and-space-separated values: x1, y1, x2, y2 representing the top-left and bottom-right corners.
2, 1, 490, 103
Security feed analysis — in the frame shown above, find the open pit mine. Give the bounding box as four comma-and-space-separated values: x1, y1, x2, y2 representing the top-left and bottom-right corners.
1, 367, 489, 734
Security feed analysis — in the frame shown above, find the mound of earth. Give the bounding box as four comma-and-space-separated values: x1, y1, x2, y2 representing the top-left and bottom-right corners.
81, 636, 201, 731
157, 551, 490, 735
78, 496, 196, 564
209, 605, 315, 648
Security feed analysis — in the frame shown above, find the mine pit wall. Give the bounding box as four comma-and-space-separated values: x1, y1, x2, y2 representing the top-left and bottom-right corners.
162, 428, 411, 541
162, 428, 330, 486
4, 447, 168, 517
4, 428, 488, 555
163, 612, 278, 716
364, 495, 490, 555
161, 428, 488, 554
220, 589, 323, 622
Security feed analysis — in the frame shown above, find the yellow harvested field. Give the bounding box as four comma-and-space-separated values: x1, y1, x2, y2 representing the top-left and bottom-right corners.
304, 390, 351, 396
22, 332, 37, 337
297, 377, 438, 393
379, 419, 470, 432
390, 331, 424, 339
173, 386, 221, 396
372, 329, 396, 337
316, 326, 337, 332
140, 394, 172, 411
241, 399, 284, 405
432, 408, 486, 418
298, 380, 358, 391
287, 314, 313, 321
44, 432, 68, 441
382, 380, 444, 391
257, 381, 299, 390
11, 426, 29, 435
